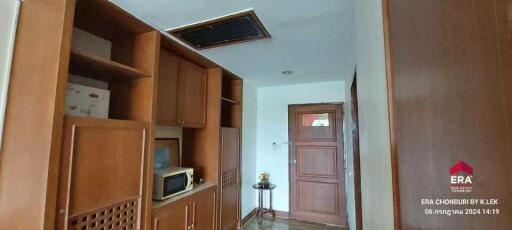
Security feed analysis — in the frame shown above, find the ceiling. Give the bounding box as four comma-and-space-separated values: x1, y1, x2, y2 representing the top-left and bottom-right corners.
111, 0, 354, 87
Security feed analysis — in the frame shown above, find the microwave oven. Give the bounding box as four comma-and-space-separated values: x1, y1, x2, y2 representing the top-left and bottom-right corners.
153, 167, 194, 200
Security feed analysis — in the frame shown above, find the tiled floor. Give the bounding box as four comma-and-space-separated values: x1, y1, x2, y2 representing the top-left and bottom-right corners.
243, 217, 347, 230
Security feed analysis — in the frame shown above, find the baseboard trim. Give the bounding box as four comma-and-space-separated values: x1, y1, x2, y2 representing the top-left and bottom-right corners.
242, 208, 290, 226
241, 208, 258, 225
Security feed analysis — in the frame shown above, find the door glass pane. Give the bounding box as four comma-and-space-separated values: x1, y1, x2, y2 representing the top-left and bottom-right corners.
302, 113, 330, 127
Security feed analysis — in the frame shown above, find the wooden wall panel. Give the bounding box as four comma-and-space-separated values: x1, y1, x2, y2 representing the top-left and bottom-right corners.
0, 0, 75, 229
386, 0, 512, 229
220, 128, 240, 230
496, 0, 512, 134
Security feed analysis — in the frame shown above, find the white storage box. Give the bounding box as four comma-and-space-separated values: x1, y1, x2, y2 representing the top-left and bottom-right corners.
65, 83, 110, 118
71, 28, 112, 59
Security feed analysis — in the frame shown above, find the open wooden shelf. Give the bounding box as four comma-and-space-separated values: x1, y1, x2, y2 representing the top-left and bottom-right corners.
220, 72, 242, 128
221, 97, 240, 104
74, 0, 154, 40
69, 49, 150, 81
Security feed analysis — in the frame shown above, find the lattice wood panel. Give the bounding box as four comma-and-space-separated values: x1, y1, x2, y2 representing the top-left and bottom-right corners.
221, 167, 237, 189
68, 197, 139, 230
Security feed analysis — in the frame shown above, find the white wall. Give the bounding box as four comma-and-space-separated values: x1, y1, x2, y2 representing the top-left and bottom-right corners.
256, 81, 345, 212
353, 0, 395, 229
241, 81, 258, 217
0, 0, 20, 149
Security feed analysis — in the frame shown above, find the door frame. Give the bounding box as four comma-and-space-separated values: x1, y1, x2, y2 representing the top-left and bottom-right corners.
351, 75, 363, 230
382, 0, 401, 229
287, 102, 347, 225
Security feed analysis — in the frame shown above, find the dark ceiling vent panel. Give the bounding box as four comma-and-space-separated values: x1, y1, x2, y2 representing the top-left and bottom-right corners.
168, 10, 270, 49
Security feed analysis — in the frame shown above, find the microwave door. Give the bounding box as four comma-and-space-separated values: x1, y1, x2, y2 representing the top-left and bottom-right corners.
163, 173, 187, 197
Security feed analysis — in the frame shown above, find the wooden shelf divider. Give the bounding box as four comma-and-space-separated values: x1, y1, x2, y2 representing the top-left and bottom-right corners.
70, 49, 151, 81
64, 115, 148, 128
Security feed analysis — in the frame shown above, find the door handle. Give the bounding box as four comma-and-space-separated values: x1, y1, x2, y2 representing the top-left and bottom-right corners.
289, 159, 297, 164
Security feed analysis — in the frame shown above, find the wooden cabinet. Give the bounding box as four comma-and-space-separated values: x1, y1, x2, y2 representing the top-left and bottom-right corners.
157, 49, 180, 126
0, 1, 161, 228
219, 128, 241, 230
157, 49, 207, 128
177, 59, 207, 127
191, 188, 217, 230
56, 116, 148, 229
152, 186, 216, 230
182, 71, 243, 230
153, 200, 189, 230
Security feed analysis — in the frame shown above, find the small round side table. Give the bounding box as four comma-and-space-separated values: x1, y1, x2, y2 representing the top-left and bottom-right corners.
252, 183, 276, 224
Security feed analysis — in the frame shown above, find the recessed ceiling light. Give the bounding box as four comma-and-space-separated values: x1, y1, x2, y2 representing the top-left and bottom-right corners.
282, 70, 293, 75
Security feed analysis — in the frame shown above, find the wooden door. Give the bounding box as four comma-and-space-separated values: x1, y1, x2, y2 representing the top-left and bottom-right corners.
220, 128, 240, 230
191, 188, 217, 230
152, 200, 189, 230
56, 117, 147, 230
386, 0, 512, 229
289, 104, 346, 227
177, 59, 207, 128
156, 49, 180, 126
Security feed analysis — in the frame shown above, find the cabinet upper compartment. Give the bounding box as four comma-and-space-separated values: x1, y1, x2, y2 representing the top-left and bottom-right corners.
69, 0, 157, 82
74, 0, 153, 41
65, 0, 160, 122
156, 49, 207, 128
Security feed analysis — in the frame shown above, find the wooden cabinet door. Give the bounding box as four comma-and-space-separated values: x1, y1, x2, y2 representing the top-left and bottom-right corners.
56, 116, 147, 230
153, 200, 190, 230
220, 128, 240, 230
177, 59, 207, 128
156, 50, 207, 128
191, 188, 216, 230
156, 49, 180, 126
